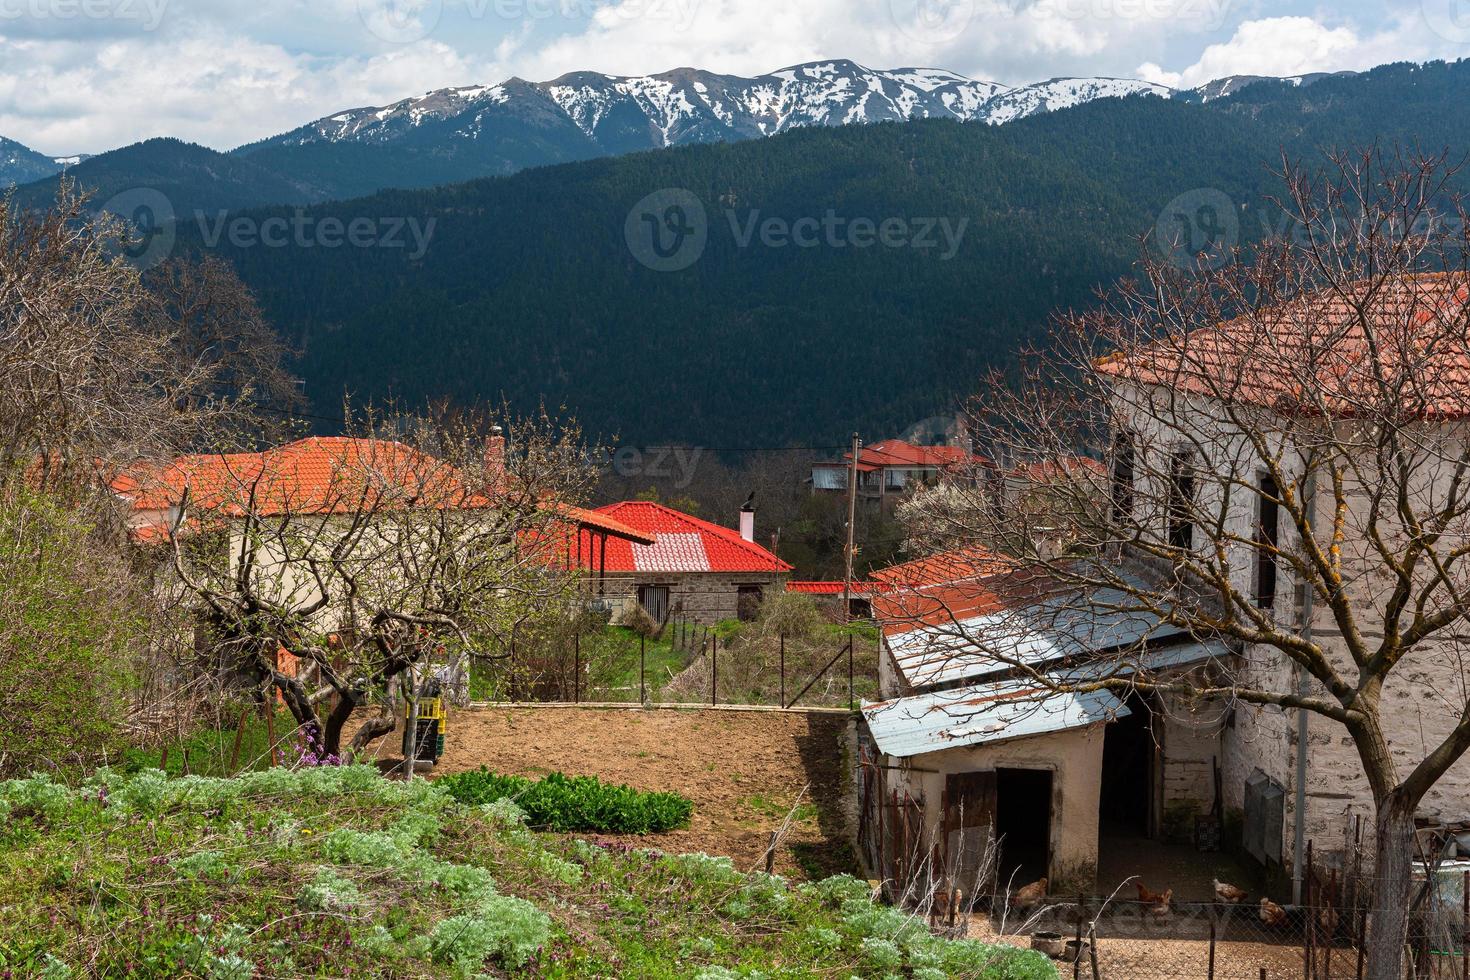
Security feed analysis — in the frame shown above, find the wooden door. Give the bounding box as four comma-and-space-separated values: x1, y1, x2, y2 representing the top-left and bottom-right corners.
944, 771, 997, 898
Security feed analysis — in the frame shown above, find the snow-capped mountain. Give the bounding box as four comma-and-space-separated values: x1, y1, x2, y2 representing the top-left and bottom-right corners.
1, 136, 86, 187
1188, 70, 1357, 103
251, 60, 1168, 157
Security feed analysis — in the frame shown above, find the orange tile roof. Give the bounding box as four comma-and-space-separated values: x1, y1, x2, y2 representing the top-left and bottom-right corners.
1097, 273, 1470, 418
871, 545, 1013, 588
871, 563, 1061, 638
785, 580, 890, 596
115, 437, 487, 519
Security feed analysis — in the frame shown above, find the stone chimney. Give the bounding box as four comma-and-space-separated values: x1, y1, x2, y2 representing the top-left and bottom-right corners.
485, 425, 506, 483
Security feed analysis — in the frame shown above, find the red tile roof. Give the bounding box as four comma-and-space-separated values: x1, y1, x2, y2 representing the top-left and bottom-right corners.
871, 545, 1013, 588
544, 504, 656, 545
586, 501, 792, 574
1097, 273, 1470, 418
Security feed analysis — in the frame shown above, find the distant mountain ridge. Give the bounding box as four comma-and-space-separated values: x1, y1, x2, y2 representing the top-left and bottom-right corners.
244, 61, 1170, 156
17, 61, 1179, 210
0, 136, 86, 187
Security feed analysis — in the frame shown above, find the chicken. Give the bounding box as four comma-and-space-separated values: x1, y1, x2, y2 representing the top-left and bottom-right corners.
1259, 897, 1288, 928
1147, 889, 1173, 918
1317, 904, 1339, 937
1135, 881, 1171, 905
1213, 878, 1248, 904
1012, 877, 1048, 907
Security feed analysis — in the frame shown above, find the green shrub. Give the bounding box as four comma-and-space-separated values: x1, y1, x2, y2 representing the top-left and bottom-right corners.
435, 768, 693, 834
428, 895, 551, 974
0, 490, 142, 776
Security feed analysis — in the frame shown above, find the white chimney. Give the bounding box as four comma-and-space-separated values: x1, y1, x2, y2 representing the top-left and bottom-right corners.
739, 503, 755, 543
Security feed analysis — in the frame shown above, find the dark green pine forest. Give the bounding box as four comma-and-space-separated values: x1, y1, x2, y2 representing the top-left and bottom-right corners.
172, 61, 1470, 447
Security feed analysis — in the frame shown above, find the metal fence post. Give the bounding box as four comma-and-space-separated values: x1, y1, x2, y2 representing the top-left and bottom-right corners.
779, 632, 786, 707
1208, 917, 1217, 979
710, 634, 717, 706
640, 634, 646, 704
573, 633, 580, 703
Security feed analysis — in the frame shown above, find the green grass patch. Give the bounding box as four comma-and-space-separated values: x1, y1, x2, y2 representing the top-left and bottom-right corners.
117, 707, 303, 777
435, 768, 693, 834
0, 765, 1056, 978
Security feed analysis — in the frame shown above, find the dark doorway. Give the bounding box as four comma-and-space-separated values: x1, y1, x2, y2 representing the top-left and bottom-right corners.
637, 585, 670, 623
995, 768, 1052, 888
1099, 692, 1156, 837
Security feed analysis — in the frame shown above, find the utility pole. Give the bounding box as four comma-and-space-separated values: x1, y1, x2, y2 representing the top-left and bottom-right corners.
842, 432, 860, 624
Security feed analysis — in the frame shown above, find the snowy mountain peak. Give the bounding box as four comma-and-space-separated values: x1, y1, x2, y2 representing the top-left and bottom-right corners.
255, 62, 1174, 157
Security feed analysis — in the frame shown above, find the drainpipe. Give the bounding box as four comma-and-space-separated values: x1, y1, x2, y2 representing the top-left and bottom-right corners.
1292, 471, 1316, 905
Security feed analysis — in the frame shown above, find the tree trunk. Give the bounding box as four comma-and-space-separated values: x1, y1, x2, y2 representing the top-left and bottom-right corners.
1364, 791, 1418, 980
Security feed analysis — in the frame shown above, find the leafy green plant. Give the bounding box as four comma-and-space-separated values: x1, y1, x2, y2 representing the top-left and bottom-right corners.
435, 767, 693, 833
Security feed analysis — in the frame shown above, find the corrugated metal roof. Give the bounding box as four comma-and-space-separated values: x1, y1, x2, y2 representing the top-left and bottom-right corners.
1059, 638, 1233, 682
883, 576, 1192, 690
862, 680, 1129, 758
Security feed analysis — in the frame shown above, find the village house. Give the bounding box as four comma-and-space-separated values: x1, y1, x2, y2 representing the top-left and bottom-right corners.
809, 438, 987, 505
114, 435, 653, 625
578, 500, 791, 625
857, 274, 1470, 902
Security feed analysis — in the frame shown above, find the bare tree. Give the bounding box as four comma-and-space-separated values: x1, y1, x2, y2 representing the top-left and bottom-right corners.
899, 148, 1470, 975
153, 411, 596, 758
141, 254, 304, 442
0, 183, 298, 495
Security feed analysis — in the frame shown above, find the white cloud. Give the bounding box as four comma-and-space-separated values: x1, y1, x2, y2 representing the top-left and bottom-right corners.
0, 29, 500, 153
1138, 13, 1461, 90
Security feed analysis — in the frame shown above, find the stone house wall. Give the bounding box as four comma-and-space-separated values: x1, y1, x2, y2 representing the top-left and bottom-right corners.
597, 572, 787, 625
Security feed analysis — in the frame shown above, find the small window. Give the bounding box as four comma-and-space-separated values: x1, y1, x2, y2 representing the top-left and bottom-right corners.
637, 585, 670, 623
1167, 450, 1195, 552
1111, 430, 1135, 524
737, 585, 764, 622
1255, 474, 1280, 608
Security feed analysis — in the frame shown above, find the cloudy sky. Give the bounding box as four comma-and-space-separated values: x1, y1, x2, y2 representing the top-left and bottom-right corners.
1, 0, 1467, 154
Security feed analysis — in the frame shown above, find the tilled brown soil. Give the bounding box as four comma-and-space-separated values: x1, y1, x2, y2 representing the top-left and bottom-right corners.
368, 705, 856, 880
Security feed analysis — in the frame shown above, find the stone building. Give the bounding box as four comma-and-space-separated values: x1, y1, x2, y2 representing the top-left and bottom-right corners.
858, 274, 1470, 902
581, 501, 791, 625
